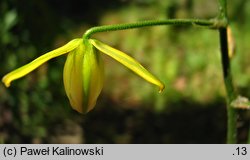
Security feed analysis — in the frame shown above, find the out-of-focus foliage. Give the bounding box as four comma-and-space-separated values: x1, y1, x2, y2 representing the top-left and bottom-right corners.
0, 0, 250, 143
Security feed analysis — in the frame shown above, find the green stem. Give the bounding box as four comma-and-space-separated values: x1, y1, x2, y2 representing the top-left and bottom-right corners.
83, 19, 215, 39
219, 28, 237, 143
218, 0, 227, 18
248, 124, 250, 143
218, 0, 237, 144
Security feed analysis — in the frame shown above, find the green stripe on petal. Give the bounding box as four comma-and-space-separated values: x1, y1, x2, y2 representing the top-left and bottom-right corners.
89, 39, 165, 92
63, 40, 104, 114
2, 38, 82, 87
82, 41, 104, 113
63, 41, 85, 113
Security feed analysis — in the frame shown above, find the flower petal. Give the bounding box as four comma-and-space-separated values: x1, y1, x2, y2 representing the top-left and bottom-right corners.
63, 40, 104, 114
82, 41, 104, 113
63, 41, 85, 113
89, 39, 165, 92
2, 38, 82, 87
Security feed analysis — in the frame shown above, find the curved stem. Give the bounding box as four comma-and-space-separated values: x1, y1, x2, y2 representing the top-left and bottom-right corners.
83, 19, 215, 39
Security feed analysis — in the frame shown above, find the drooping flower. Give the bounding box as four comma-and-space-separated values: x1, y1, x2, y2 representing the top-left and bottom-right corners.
63, 39, 104, 113
2, 38, 164, 114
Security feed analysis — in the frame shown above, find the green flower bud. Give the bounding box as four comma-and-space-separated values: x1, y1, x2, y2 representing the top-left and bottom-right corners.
63, 40, 104, 113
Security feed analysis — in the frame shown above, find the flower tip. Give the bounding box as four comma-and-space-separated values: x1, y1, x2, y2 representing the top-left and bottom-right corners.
2, 76, 11, 88
158, 84, 165, 93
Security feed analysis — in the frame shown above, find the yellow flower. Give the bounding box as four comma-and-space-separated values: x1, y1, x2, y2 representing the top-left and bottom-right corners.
2, 38, 164, 113
63, 40, 104, 113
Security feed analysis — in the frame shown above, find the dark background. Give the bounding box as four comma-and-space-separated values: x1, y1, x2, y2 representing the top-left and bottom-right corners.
0, 0, 250, 143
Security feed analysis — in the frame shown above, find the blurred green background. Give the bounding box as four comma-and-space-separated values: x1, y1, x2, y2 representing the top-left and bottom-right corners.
0, 0, 250, 143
